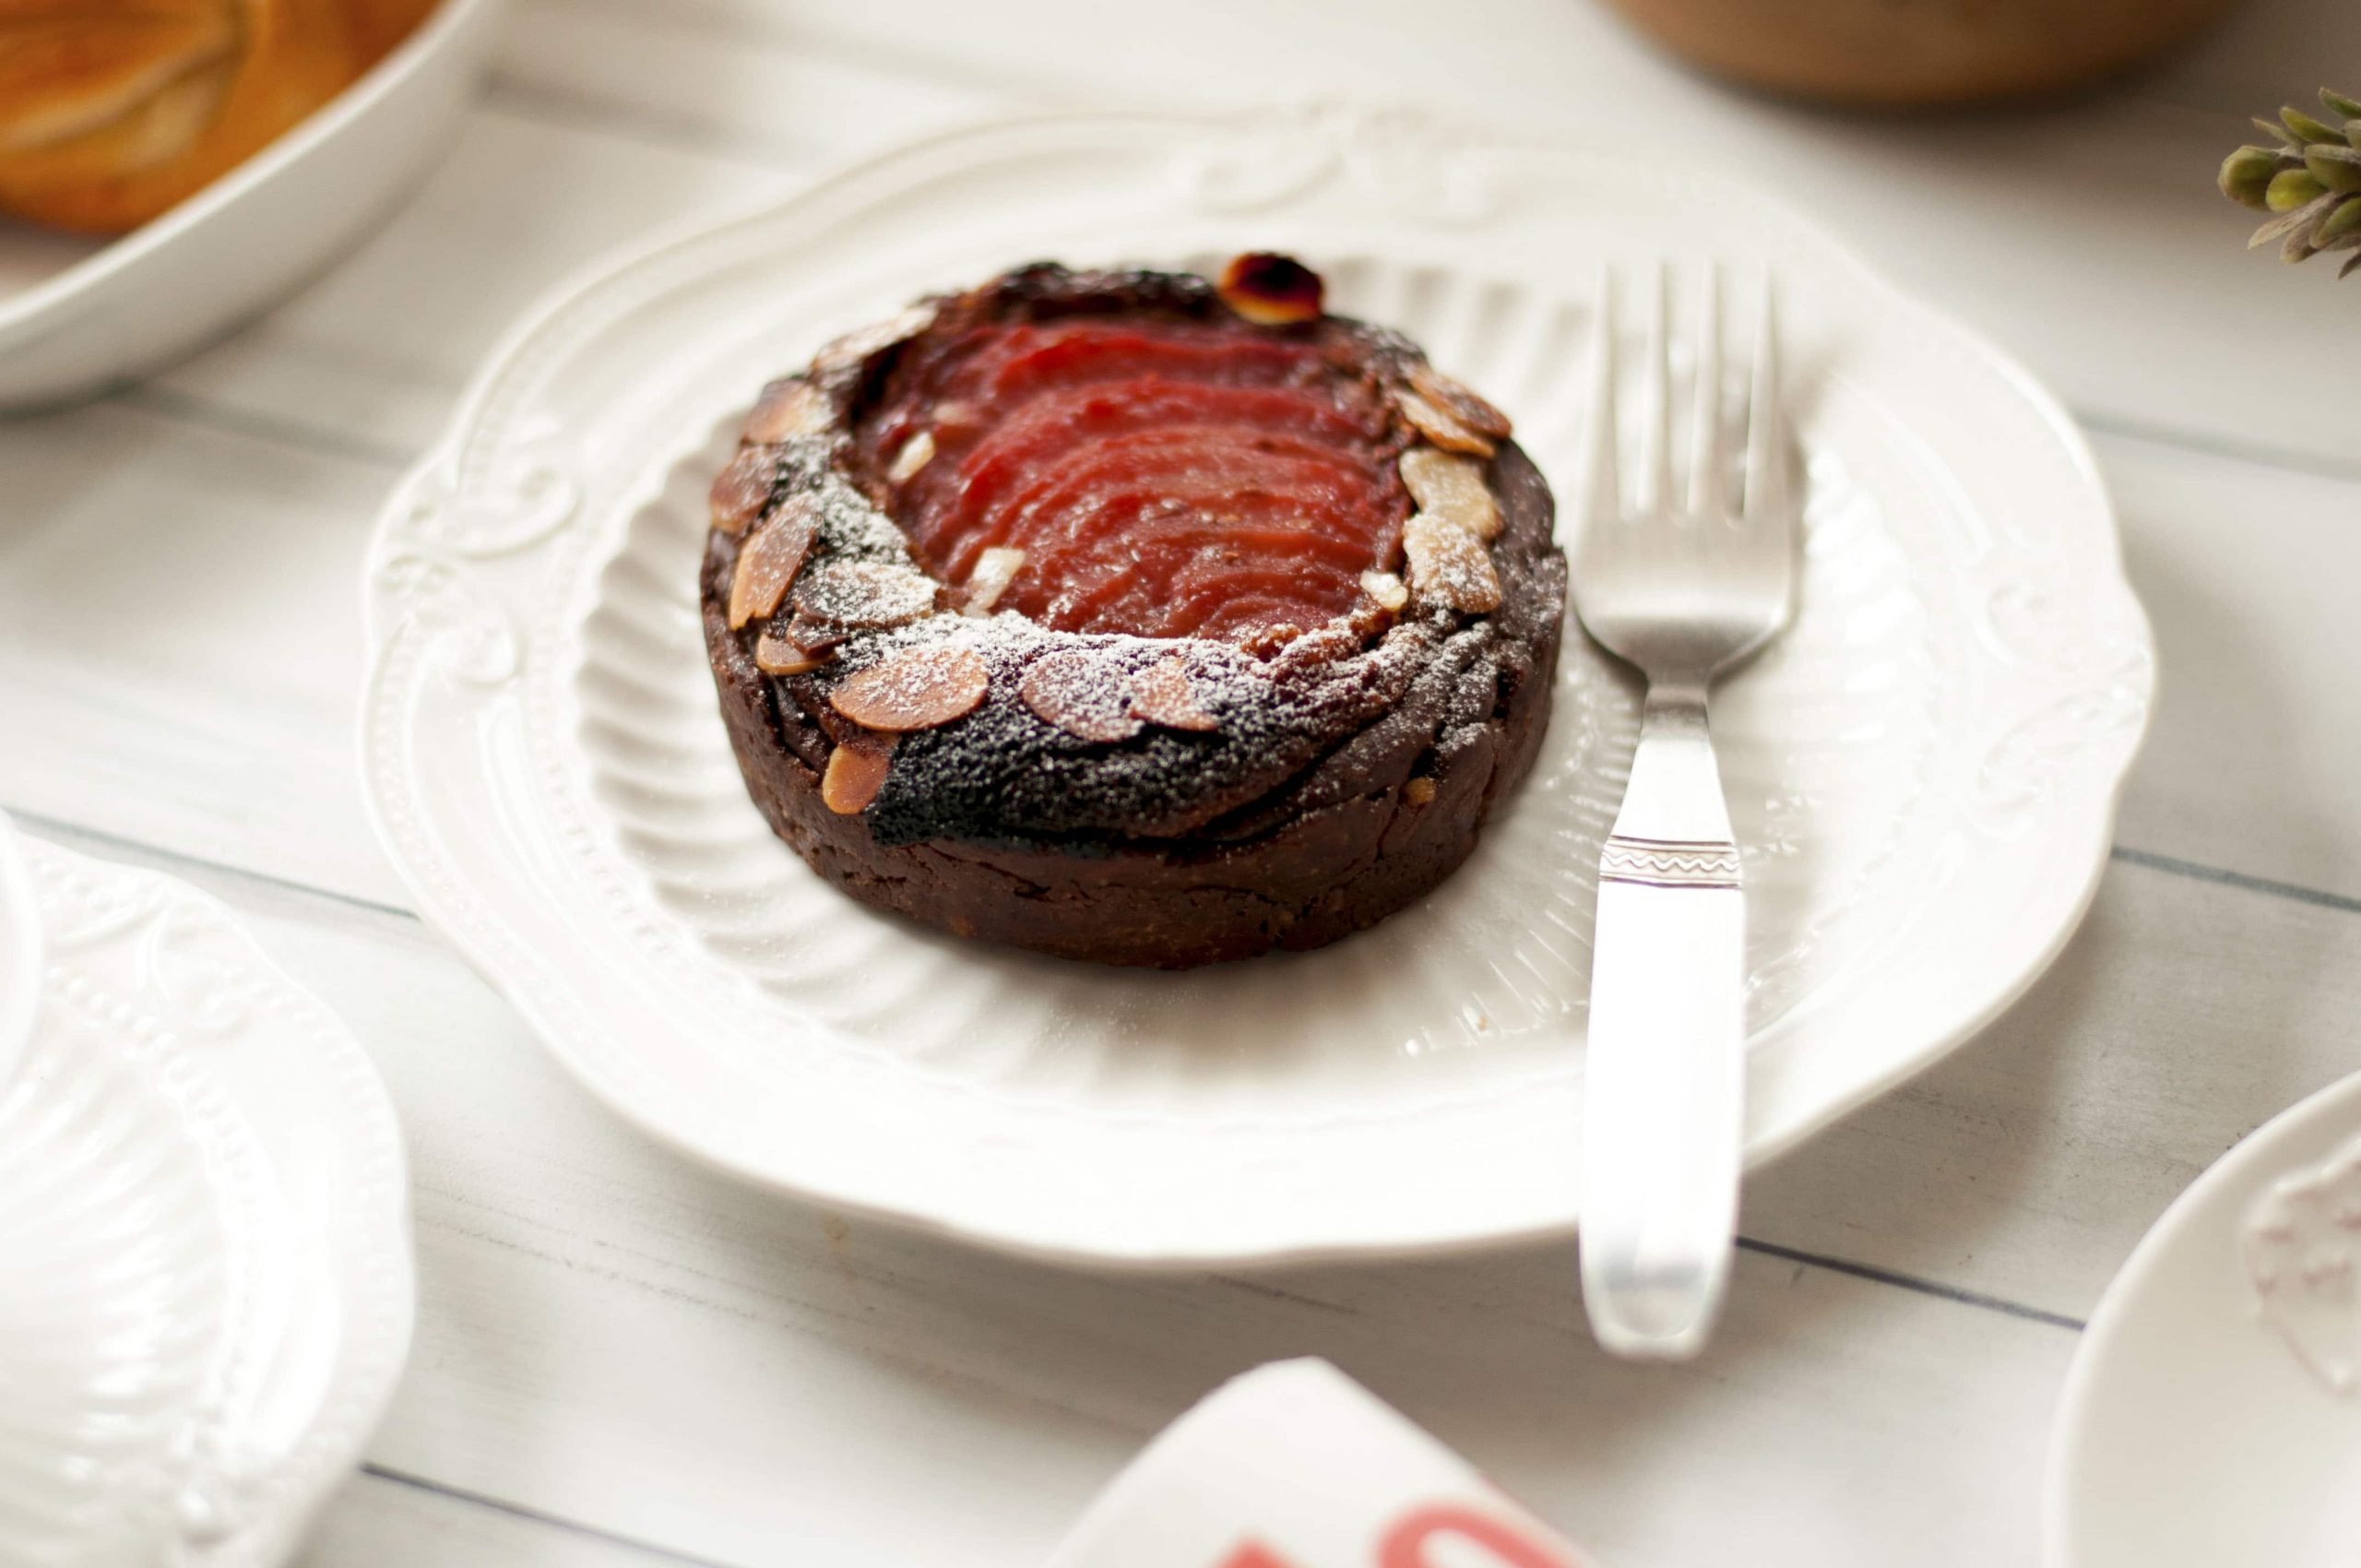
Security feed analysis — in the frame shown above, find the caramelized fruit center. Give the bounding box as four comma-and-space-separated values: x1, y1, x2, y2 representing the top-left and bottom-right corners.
859, 315, 1408, 642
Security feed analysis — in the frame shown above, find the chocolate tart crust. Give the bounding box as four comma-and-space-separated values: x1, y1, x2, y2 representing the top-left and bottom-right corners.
699, 263, 1568, 968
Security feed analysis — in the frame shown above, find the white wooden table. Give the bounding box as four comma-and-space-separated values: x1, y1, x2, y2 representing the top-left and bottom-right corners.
7, 2, 2361, 1562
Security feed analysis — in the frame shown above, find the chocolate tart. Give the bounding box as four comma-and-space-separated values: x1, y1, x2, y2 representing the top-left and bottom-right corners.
699, 255, 1567, 968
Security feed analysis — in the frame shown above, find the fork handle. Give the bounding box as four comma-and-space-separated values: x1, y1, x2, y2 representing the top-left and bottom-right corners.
1579, 680, 1746, 1360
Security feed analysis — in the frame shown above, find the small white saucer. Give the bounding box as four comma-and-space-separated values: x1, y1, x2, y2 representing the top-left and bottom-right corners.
2045, 1069, 2361, 1567
0, 840, 413, 1567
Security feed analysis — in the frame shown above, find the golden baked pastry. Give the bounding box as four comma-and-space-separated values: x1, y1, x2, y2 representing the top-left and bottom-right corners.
0, 0, 439, 234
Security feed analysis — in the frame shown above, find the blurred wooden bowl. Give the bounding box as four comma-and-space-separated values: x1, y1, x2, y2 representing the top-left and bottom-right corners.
1598, 0, 2243, 106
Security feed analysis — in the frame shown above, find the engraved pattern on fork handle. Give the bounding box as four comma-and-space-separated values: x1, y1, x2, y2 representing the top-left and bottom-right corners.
1599, 836, 1743, 889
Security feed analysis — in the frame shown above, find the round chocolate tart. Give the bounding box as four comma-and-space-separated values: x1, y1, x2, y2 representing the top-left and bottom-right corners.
699, 255, 1567, 968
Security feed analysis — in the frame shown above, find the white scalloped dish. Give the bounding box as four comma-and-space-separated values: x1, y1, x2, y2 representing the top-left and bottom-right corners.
360, 105, 2153, 1266
0, 841, 413, 1566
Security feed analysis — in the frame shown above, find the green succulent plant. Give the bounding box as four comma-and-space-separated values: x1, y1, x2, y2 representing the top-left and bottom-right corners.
2220, 89, 2361, 278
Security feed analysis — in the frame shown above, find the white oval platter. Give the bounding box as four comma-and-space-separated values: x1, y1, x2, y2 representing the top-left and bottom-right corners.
2045, 1069, 2361, 1568
0, 841, 413, 1566
360, 103, 2153, 1267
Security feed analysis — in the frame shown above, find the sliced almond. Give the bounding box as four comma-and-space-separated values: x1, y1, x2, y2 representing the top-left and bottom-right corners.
821, 732, 895, 814
962, 547, 1026, 617
1397, 446, 1501, 540
886, 429, 936, 484
1020, 650, 1141, 742
1403, 511, 1502, 613
743, 379, 831, 443
813, 305, 936, 375
1271, 623, 1363, 674
785, 615, 847, 654
1217, 252, 1324, 326
1358, 568, 1409, 612
753, 632, 831, 676
1394, 388, 1496, 457
1410, 362, 1513, 440
830, 644, 990, 731
1125, 657, 1220, 731
1404, 776, 1437, 806
928, 399, 982, 442
708, 445, 777, 534
793, 560, 942, 629
727, 498, 821, 628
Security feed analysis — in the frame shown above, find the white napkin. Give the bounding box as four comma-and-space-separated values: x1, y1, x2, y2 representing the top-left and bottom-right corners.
1047, 1359, 1599, 1568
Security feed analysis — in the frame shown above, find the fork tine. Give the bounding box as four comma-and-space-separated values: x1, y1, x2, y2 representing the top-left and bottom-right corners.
1641, 262, 1673, 515
1742, 271, 1783, 522
1583, 264, 1619, 534
1687, 262, 1725, 518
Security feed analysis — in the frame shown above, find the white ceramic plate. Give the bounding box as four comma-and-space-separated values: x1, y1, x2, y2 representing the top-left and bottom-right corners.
2046, 1070, 2361, 1567
0, 812, 40, 1092
0, 841, 413, 1567
359, 104, 2153, 1266
0, 0, 504, 410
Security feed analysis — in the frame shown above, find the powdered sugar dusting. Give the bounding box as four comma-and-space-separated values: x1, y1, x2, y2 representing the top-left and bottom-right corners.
1398, 446, 1502, 540
1403, 513, 1502, 612
830, 643, 990, 731
793, 560, 940, 627
805, 472, 910, 561
1020, 648, 1143, 742
1126, 657, 1220, 731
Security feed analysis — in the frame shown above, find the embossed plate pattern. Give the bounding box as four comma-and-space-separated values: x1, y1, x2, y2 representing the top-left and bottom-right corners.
360, 104, 2153, 1265
0, 842, 414, 1566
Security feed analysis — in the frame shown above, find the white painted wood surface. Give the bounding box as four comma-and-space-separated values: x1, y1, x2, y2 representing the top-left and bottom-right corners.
5, 1, 2359, 1562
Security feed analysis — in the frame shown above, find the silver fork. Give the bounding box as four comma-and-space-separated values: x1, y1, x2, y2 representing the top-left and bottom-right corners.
1571, 262, 1795, 1360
